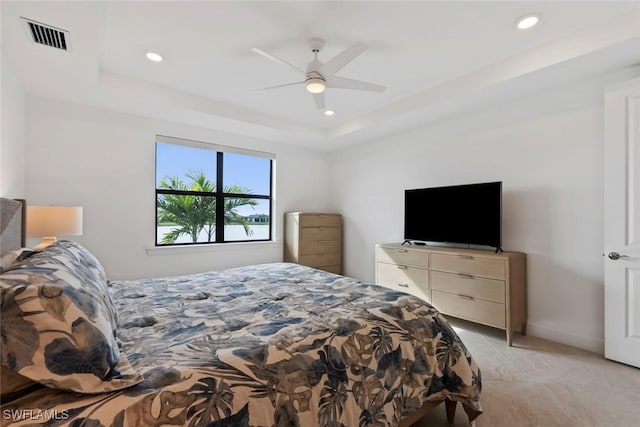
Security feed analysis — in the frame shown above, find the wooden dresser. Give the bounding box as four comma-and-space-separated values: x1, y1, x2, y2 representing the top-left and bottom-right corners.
376, 243, 430, 303
375, 243, 526, 345
284, 213, 342, 274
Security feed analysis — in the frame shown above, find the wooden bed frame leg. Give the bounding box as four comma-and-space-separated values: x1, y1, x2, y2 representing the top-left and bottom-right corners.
445, 399, 457, 424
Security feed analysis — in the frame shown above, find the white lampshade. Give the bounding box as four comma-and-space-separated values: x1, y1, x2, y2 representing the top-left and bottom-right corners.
27, 206, 83, 250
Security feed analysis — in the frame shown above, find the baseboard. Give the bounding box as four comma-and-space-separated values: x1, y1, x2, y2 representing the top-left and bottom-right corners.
526, 322, 604, 354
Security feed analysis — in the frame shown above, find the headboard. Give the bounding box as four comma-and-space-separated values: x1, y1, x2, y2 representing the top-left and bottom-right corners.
0, 197, 26, 253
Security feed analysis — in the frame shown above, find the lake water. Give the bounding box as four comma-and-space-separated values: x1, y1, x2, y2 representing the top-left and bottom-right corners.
157, 224, 270, 244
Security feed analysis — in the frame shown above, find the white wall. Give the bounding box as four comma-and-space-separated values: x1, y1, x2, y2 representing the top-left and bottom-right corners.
25, 96, 331, 280
0, 60, 26, 197
329, 79, 608, 353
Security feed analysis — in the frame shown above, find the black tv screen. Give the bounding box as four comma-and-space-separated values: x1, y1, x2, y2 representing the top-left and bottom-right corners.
404, 181, 502, 249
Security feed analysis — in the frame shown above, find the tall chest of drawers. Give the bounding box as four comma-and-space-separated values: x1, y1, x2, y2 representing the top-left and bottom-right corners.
376, 243, 526, 345
284, 213, 342, 274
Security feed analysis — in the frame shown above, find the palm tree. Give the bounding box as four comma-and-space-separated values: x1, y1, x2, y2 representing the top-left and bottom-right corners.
157, 170, 257, 244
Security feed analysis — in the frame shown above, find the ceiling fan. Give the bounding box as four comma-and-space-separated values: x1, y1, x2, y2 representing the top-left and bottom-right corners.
251, 38, 386, 110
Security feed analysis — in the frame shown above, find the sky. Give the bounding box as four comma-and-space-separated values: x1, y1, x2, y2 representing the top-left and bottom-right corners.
156, 142, 270, 195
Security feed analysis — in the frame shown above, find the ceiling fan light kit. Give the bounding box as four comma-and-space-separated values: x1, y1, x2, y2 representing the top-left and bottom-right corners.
252, 38, 386, 110
305, 77, 326, 93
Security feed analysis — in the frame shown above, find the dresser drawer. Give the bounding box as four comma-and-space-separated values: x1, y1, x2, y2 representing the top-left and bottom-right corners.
431, 253, 505, 279
377, 262, 429, 288
318, 265, 342, 275
298, 214, 342, 228
431, 270, 505, 304
300, 226, 341, 241
377, 262, 430, 302
299, 252, 341, 268
379, 281, 430, 303
377, 246, 428, 268
299, 239, 341, 255
432, 290, 505, 328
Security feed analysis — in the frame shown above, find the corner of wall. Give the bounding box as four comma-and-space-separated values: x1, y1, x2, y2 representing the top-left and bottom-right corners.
0, 57, 26, 197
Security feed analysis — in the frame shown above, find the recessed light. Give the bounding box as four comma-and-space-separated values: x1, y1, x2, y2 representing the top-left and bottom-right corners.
514, 13, 540, 30
324, 110, 335, 116
146, 51, 163, 62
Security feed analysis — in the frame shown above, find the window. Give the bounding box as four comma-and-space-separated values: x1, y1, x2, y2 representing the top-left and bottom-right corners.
155, 135, 273, 246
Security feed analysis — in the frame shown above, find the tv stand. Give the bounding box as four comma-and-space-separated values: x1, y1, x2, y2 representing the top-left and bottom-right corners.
375, 243, 526, 345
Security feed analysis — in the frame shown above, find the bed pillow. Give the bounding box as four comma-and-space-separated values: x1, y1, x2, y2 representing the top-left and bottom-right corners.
0, 248, 34, 272
7, 240, 119, 330
0, 240, 142, 393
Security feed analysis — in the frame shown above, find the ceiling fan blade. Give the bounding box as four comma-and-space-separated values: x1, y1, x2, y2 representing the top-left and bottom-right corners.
321, 41, 368, 76
250, 47, 306, 76
253, 81, 305, 93
313, 92, 325, 110
326, 75, 386, 93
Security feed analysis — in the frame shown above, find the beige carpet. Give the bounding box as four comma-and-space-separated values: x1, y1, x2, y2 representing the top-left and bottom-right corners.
413, 318, 640, 427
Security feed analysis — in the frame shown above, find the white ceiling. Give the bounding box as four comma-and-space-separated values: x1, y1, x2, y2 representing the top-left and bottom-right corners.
3, 1, 640, 150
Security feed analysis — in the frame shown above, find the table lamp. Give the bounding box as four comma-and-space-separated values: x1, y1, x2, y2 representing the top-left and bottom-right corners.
26, 206, 83, 250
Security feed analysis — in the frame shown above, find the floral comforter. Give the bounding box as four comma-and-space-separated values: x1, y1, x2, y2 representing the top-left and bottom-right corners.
2, 263, 481, 426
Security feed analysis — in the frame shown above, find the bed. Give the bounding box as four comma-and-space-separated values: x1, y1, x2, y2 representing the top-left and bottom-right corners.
0, 197, 482, 427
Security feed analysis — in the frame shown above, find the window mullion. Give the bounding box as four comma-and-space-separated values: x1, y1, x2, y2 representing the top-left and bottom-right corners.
216, 151, 224, 243
220, 192, 270, 199
157, 189, 215, 197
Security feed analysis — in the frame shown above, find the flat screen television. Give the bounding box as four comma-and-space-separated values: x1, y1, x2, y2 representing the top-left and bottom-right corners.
404, 181, 502, 250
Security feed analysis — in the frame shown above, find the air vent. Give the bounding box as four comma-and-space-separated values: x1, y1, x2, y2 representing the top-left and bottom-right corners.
21, 17, 71, 51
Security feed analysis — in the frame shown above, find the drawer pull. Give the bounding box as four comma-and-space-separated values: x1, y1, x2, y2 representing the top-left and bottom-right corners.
457, 273, 474, 279
397, 265, 408, 270
319, 215, 327, 218
458, 255, 474, 260
318, 227, 326, 231
318, 240, 327, 243
458, 294, 475, 301
395, 249, 408, 253
398, 283, 410, 288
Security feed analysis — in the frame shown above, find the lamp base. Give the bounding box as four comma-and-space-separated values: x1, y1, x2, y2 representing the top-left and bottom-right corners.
33, 237, 57, 251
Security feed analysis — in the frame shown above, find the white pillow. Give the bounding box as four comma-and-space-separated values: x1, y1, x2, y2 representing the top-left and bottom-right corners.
0, 248, 30, 272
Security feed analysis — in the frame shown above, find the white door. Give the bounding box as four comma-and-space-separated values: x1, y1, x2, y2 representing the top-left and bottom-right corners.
604, 76, 640, 368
